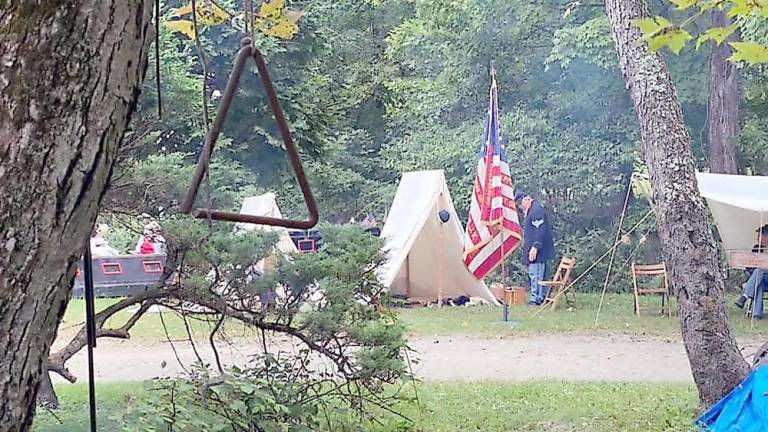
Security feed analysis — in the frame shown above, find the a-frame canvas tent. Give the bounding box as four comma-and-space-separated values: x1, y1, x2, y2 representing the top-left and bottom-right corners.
379, 170, 500, 305
696, 172, 768, 252
235, 193, 297, 254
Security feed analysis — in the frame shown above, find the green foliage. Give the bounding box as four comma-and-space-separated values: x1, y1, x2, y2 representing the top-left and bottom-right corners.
633, 0, 768, 63
120, 362, 324, 432
33, 380, 699, 432
633, 16, 693, 54
107, 152, 261, 216
287, 226, 408, 377
696, 23, 739, 48
729, 40, 768, 63
99, 226, 410, 431
547, 16, 617, 69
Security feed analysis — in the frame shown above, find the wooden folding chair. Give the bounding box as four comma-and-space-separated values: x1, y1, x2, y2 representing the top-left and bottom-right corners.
541, 257, 577, 310
631, 262, 672, 316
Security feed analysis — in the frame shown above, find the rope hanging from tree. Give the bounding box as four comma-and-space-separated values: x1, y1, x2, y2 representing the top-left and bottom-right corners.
592, 172, 661, 326
594, 174, 634, 326
529, 207, 655, 319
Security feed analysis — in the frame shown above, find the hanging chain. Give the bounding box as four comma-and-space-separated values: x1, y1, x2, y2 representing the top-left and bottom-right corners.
190, 0, 214, 233
244, 0, 254, 42
154, 0, 163, 119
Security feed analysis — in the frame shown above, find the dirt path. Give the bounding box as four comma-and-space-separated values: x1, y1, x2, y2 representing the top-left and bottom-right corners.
55, 334, 764, 384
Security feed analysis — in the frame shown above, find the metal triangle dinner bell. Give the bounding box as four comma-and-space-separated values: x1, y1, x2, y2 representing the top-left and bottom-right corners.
180, 38, 319, 230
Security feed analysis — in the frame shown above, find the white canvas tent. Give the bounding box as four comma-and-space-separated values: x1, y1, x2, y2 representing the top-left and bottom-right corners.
696, 172, 768, 252
236, 193, 296, 254
379, 170, 499, 305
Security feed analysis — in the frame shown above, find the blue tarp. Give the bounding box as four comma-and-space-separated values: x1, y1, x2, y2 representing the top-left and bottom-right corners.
697, 365, 768, 431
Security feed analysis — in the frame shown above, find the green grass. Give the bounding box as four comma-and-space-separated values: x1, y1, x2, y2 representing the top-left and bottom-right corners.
394, 381, 698, 432
58, 293, 768, 344
58, 298, 260, 342
33, 381, 698, 432
395, 293, 768, 338
33, 382, 144, 432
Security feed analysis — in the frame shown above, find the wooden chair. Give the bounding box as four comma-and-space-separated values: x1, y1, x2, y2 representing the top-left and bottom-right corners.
541, 257, 577, 310
631, 262, 672, 316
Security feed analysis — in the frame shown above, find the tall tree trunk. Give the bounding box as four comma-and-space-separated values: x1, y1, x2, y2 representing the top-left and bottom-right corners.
604, 0, 749, 407
0, 2, 153, 430
707, 10, 740, 174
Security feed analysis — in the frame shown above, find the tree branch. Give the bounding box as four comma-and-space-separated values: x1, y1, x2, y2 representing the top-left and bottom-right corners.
46, 288, 174, 382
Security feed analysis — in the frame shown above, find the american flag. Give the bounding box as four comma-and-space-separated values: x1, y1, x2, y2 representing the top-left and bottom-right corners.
462, 72, 522, 280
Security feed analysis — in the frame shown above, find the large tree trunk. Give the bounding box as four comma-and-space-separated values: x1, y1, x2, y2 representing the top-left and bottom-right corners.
0, 2, 153, 430
707, 10, 740, 174
604, 0, 749, 407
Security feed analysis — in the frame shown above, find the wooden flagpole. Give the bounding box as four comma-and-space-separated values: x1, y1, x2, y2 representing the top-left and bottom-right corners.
501, 222, 508, 321
500, 228, 505, 286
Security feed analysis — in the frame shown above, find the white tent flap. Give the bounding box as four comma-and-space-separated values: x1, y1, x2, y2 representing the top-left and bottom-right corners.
696, 172, 768, 252
697, 172, 768, 212
236, 193, 296, 254
380, 170, 499, 305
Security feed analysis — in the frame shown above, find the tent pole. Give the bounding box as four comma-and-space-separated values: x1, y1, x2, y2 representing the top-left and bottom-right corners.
753, 211, 765, 328
405, 253, 410, 299
595, 175, 632, 327
438, 219, 444, 308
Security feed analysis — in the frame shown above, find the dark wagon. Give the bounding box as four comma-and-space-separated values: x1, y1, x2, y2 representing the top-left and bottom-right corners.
72, 254, 167, 298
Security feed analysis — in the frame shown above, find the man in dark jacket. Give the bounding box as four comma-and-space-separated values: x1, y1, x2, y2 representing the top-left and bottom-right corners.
735, 224, 768, 317
515, 192, 556, 305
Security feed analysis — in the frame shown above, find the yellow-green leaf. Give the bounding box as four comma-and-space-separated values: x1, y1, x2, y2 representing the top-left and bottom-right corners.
669, 0, 697, 10
196, 2, 230, 26
164, 20, 196, 39
168, 1, 229, 26
729, 41, 768, 64
698, 0, 720, 12
262, 17, 298, 39
696, 23, 739, 49
728, 0, 755, 17
632, 17, 665, 35
667, 29, 693, 54
259, 0, 285, 19
655, 16, 673, 27
645, 27, 692, 54
170, 4, 194, 17
631, 175, 652, 200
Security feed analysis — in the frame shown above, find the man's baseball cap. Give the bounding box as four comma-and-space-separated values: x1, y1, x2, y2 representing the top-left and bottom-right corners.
514, 192, 530, 203
757, 224, 768, 235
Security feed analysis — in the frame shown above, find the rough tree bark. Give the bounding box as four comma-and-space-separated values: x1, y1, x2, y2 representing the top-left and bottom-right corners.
707, 10, 740, 174
604, 0, 749, 406
0, 2, 153, 430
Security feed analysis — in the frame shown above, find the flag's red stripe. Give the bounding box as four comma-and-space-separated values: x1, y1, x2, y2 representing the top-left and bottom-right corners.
471, 237, 521, 278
